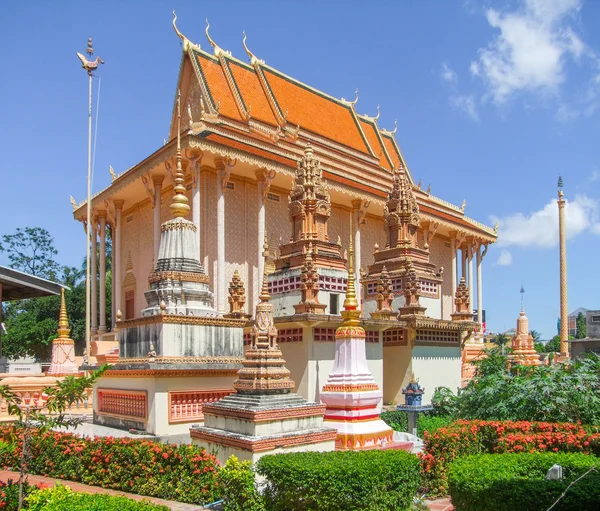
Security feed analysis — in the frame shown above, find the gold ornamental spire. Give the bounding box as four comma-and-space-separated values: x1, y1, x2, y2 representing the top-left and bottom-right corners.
170, 90, 190, 218
342, 223, 360, 326
57, 288, 71, 338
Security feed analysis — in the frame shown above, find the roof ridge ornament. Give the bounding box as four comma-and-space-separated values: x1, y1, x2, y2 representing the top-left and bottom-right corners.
361, 104, 380, 122
172, 11, 199, 52
341, 88, 359, 107
205, 19, 231, 58
381, 119, 398, 136
242, 31, 265, 65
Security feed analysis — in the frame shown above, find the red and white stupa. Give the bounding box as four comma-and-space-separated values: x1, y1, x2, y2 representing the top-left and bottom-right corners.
320, 239, 393, 450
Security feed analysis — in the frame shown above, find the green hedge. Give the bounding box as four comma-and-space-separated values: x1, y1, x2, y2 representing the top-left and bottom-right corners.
448, 452, 600, 511
256, 450, 420, 511
0, 425, 219, 505
379, 411, 452, 438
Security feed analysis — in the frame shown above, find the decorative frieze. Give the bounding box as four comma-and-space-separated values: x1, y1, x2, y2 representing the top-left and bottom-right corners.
97, 389, 147, 421
168, 389, 235, 423
365, 330, 380, 343
415, 329, 460, 346
313, 328, 336, 342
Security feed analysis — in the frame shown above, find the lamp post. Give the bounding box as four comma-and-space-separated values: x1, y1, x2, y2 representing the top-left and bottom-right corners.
557, 176, 569, 357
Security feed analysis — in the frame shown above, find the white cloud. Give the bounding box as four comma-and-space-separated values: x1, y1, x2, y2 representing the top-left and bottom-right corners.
471, 0, 585, 104
441, 63, 458, 84
496, 249, 513, 266
590, 168, 600, 182
450, 94, 480, 121
492, 194, 600, 248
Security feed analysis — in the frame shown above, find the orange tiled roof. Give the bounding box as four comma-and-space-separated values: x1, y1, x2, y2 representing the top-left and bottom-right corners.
227, 60, 278, 125
261, 68, 370, 154
358, 118, 393, 171
381, 134, 401, 170
196, 54, 243, 122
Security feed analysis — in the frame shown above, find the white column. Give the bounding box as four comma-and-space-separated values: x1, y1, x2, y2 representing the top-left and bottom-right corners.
217, 173, 226, 313
450, 233, 457, 310
113, 200, 124, 322
110, 223, 115, 328
98, 212, 107, 333
153, 175, 163, 263
91, 218, 98, 333
461, 246, 467, 283
476, 245, 483, 325
193, 168, 201, 258
468, 242, 474, 313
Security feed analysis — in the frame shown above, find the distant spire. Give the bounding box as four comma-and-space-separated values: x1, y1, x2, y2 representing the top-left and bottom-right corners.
520, 285, 525, 310
57, 288, 71, 339
169, 90, 190, 218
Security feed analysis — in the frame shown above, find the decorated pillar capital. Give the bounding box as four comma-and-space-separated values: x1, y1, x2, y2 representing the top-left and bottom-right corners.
152, 174, 165, 186
215, 157, 236, 190
351, 198, 370, 225
256, 168, 276, 201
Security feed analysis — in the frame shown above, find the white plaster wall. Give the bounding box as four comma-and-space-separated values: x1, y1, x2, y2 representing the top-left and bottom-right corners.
411, 346, 461, 404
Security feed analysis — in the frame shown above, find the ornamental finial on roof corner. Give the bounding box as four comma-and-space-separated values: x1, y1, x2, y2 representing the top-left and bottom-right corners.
374, 104, 380, 121
172, 11, 199, 52
242, 31, 265, 65
341, 88, 359, 107
205, 19, 231, 58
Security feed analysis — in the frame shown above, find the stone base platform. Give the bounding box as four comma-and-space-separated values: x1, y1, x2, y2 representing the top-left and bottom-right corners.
190, 393, 337, 464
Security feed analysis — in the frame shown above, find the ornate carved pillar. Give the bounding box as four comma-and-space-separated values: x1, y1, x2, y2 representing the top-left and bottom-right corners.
113, 200, 124, 322
98, 211, 107, 333
450, 232, 457, 313
152, 175, 164, 263
91, 216, 98, 334
215, 158, 235, 312
256, 169, 275, 285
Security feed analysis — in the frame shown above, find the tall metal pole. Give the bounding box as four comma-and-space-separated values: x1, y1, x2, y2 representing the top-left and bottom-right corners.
85, 60, 92, 365
77, 38, 103, 365
557, 176, 569, 357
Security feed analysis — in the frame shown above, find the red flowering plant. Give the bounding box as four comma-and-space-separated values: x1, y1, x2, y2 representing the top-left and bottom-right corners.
420, 419, 600, 497
0, 426, 220, 506
0, 365, 107, 510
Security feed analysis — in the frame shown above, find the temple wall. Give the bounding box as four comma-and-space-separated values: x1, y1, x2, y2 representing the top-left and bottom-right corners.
360, 215, 386, 271
411, 345, 461, 403
382, 345, 413, 405
279, 332, 310, 399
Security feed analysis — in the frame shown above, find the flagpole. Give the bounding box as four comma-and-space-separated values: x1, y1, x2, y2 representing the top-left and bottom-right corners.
85, 38, 93, 367
77, 38, 103, 367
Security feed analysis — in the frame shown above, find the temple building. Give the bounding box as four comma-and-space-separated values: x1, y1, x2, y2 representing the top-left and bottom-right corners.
72, 15, 497, 426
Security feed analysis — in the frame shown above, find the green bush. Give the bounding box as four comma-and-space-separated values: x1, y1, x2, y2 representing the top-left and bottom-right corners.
0, 425, 219, 505
256, 450, 420, 511
0, 479, 41, 511
26, 485, 169, 510
217, 456, 265, 511
379, 410, 452, 437
448, 452, 600, 511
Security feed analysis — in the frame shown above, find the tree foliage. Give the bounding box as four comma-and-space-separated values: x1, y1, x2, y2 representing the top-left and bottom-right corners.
576, 312, 587, 339
0, 227, 112, 360
432, 348, 600, 425
0, 227, 61, 281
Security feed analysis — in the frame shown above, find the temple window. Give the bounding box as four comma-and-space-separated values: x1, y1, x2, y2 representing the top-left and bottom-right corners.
330, 294, 339, 315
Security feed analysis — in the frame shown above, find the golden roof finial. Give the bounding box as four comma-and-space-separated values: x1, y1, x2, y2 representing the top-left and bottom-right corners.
57, 288, 71, 339
242, 31, 264, 65
205, 19, 230, 57
351, 88, 359, 106
374, 104, 380, 121
169, 90, 190, 218
172, 11, 197, 51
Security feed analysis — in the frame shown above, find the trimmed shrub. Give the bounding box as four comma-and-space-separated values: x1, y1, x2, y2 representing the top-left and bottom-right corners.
448, 452, 600, 511
0, 479, 44, 511
0, 425, 219, 505
379, 411, 452, 438
217, 456, 265, 511
256, 450, 420, 511
26, 484, 169, 510
420, 420, 600, 496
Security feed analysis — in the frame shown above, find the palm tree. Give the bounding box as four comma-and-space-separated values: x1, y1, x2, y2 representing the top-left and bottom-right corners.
530, 330, 541, 343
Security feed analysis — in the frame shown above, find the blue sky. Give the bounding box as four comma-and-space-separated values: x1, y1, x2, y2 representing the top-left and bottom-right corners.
1, 1, 598, 339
